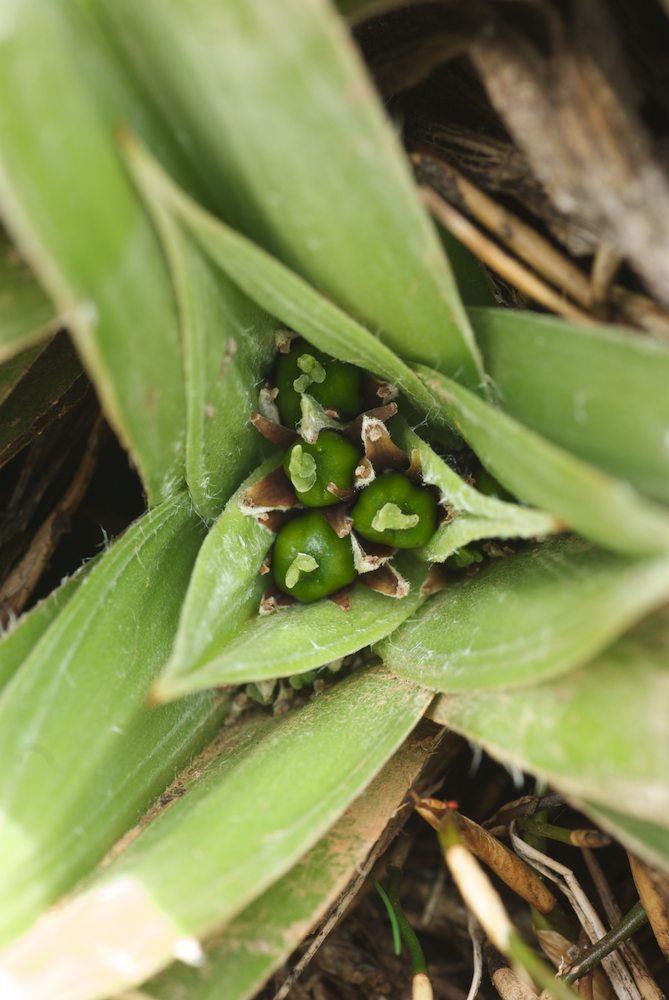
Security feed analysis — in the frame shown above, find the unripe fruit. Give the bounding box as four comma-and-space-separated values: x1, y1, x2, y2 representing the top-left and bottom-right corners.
351, 471, 438, 549
283, 431, 361, 507
273, 343, 362, 427
273, 510, 357, 602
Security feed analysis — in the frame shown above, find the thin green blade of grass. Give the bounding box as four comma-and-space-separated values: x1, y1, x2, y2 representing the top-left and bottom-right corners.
0, 668, 432, 1000
136, 182, 277, 521
429, 607, 669, 825
0, 0, 186, 501
580, 804, 669, 873
155, 555, 429, 701
0, 560, 94, 693
135, 731, 437, 1000
471, 307, 669, 503
416, 365, 669, 556
381, 535, 669, 689
0, 497, 229, 947
97, 0, 483, 388
0, 234, 59, 363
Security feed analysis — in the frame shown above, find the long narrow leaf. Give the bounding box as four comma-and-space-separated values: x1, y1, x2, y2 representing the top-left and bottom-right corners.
0, 561, 93, 692
0, 235, 58, 362
0, 497, 227, 946
429, 608, 669, 825
124, 138, 457, 444
140, 731, 438, 1000
0, 342, 51, 407
99, 0, 483, 387
382, 535, 669, 689
471, 307, 669, 503
0, 0, 186, 500
416, 365, 669, 556
135, 176, 276, 520
156, 555, 430, 700
0, 668, 432, 1000
160, 459, 279, 693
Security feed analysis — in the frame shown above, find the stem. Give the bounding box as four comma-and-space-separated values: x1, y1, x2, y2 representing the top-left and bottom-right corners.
563, 902, 648, 984
388, 867, 428, 976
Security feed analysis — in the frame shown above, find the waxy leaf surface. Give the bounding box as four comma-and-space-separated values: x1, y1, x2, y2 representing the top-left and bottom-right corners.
382, 536, 669, 689
100, 0, 483, 386
0, 668, 432, 1000
140, 732, 437, 1000
416, 365, 669, 556
472, 307, 669, 503
0, 497, 226, 946
430, 609, 669, 825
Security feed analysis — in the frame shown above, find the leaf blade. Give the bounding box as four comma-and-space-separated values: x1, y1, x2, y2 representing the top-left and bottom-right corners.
429, 608, 669, 824
0, 668, 432, 999
471, 307, 669, 503
382, 535, 669, 690
99, 0, 483, 386
416, 364, 669, 556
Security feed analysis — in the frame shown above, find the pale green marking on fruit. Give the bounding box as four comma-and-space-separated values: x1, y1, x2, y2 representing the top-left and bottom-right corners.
372, 503, 420, 533
285, 553, 319, 589
293, 354, 326, 393
288, 445, 317, 493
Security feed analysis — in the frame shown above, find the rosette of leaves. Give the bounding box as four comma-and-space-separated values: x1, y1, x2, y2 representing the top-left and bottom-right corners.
0, 2, 669, 998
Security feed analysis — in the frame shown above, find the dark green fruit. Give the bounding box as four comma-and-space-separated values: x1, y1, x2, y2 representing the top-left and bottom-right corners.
283, 431, 361, 507
273, 343, 362, 427
272, 510, 357, 602
351, 471, 438, 549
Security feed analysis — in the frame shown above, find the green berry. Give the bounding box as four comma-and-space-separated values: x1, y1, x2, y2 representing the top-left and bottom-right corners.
351, 472, 438, 549
273, 343, 363, 427
283, 431, 361, 507
272, 510, 357, 602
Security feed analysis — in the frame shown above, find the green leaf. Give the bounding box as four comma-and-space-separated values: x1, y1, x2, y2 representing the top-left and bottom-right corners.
429, 608, 669, 825
471, 307, 669, 504
580, 803, 669, 873
0, 496, 228, 946
134, 178, 277, 520
155, 555, 430, 700
0, 235, 58, 362
391, 416, 560, 561
98, 0, 483, 387
0, 668, 432, 998
159, 459, 279, 696
0, 334, 84, 469
124, 139, 457, 445
416, 365, 669, 556
0, 561, 94, 693
0, 0, 186, 501
139, 731, 436, 1000
382, 535, 669, 690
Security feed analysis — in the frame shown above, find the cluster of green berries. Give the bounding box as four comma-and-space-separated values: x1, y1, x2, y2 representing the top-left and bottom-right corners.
266, 342, 439, 603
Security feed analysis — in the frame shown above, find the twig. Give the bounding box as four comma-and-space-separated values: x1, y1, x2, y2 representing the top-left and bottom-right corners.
421, 186, 594, 324
510, 827, 641, 1000
562, 903, 648, 984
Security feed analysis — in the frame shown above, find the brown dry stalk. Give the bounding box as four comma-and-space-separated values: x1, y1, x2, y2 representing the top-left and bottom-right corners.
628, 855, 669, 960
470, 3, 669, 307
416, 799, 557, 915
415, 152, 595, 308
420, 185, 593, 324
